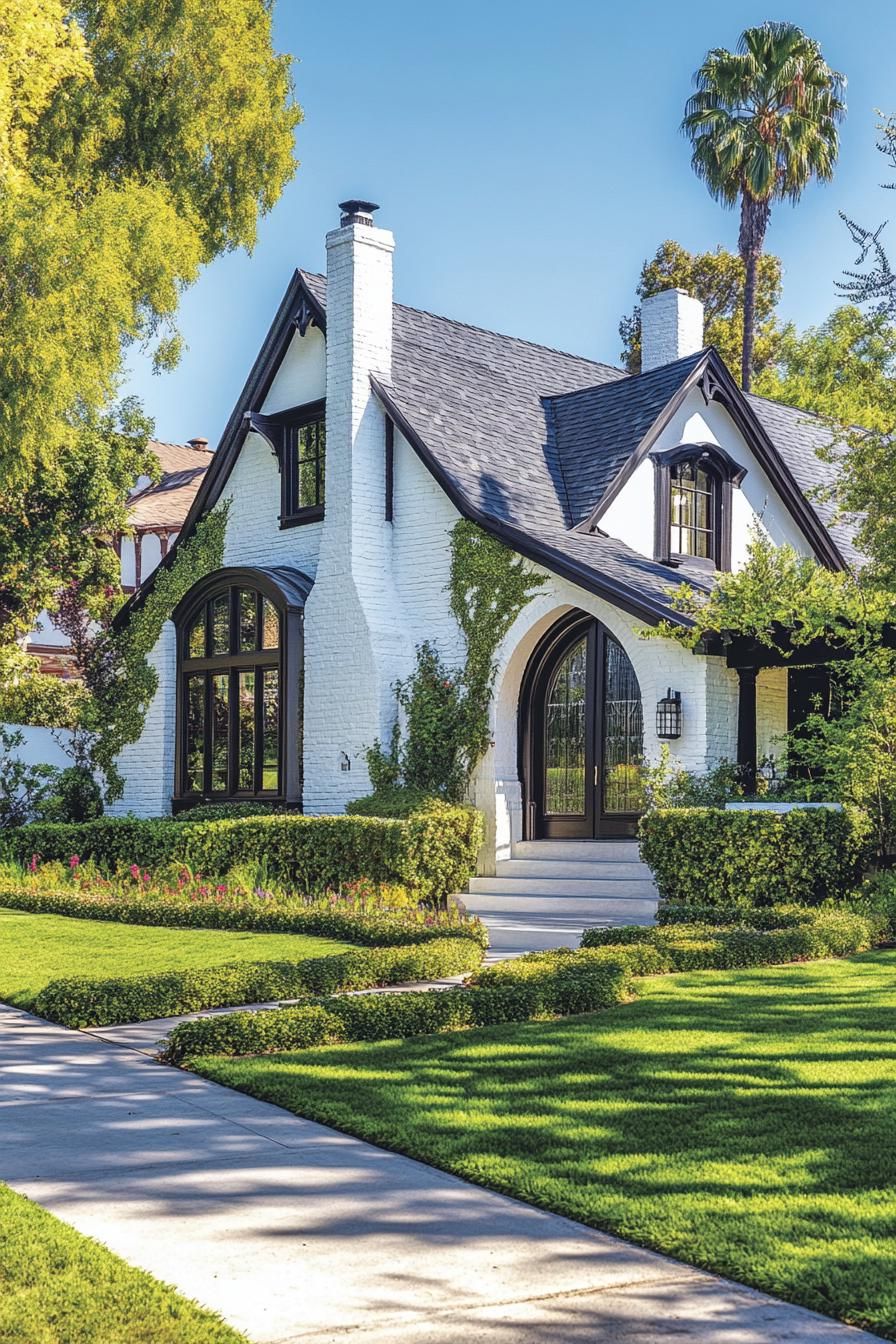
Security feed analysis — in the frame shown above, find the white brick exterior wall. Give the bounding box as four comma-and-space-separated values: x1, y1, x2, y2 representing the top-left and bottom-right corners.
641, 289, 705, 371
109, 621, 176, 816
302, 218, 416, 813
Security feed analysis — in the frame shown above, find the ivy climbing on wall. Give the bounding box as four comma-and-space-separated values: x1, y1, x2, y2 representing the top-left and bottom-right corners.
362, 520, 547, 806
85, 502, 230, 801
447, 519, 547, 777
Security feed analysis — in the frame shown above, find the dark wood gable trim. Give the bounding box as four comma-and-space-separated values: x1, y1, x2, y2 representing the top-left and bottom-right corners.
369, 376, 687, 627
577, 348, 846, 573
113, 272, 327, 631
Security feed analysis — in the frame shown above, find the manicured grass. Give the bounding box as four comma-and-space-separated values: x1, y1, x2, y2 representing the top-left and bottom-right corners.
198, 952, 896, 1339
0, 1183, 248, 1343
0, 908, 352, 1009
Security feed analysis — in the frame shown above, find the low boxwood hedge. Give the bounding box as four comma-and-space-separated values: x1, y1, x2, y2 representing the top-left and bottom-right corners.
581, 905, 884, 970
32, 937, 483, 1029
162, 954, 636, 1063
0, 803, 484, 905
639, 805, 871, 907
0, 881, 488, 947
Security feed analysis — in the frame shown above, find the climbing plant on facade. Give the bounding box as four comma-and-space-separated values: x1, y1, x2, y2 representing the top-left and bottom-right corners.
78, 504, 230, 802
362, 522, 546, 805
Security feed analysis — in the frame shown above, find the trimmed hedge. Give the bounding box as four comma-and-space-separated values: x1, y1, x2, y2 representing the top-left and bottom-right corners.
162, 955, 636, 1063
581, 905, 884, 970
0, 882, 488, 947
346, 787, 440, 818
32, 937, 483, 1029
639, 806, 872, 907
0, 804, 484, 905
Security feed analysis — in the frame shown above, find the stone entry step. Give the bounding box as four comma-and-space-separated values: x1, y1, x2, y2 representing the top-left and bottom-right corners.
468, 876, 658, 899
464, 893, 658, 921
511, 839, 643, 861
494, 858, 652, 881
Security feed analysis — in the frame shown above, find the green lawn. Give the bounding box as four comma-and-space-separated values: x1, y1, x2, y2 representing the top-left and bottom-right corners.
197, 951, 896, 1340
0, 1183, 248, 1343
0, 908, 352, 1009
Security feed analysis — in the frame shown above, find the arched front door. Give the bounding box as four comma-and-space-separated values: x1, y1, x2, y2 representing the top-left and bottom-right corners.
520, 613, 644, 839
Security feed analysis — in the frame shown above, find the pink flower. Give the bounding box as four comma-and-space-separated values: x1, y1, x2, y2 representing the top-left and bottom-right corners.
216, 884, 227, 895
129, 864, 141, 880
69, 855, 80, 869
28, 854, 40, 873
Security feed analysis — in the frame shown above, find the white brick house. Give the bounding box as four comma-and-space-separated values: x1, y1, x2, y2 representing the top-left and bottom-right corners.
113, 201, 857, 871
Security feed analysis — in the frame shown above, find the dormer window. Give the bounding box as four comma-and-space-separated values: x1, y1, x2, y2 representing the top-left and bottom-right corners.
652, 444, 747, 572
670, 459, 718, 562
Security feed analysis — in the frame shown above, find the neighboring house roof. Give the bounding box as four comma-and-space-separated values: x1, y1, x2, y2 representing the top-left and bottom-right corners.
120, 270, 855, 629
126, 439, 212, 532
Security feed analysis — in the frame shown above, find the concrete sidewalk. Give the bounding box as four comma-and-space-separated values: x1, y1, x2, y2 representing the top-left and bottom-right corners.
0, 1002, 884, 1344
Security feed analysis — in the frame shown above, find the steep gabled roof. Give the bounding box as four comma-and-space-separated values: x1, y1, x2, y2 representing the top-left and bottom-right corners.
121, 269, 853, 629
546, 351, 707, 525
125, 439, 212, 531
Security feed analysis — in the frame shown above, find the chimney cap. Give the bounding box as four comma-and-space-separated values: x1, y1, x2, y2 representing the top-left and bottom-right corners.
338, 199, 380, 226
188, 436, 210, 450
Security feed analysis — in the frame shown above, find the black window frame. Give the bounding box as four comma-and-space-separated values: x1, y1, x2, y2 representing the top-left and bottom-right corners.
652, 443, 747, 572
172, 569, 305, 812
267, 398, 326, 529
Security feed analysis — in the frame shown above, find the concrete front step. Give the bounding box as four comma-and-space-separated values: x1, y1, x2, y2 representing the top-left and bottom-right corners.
495, 858, 653, 881
464, 892, 658, 920
469, 875, 657, 899
512, 839, 642, 861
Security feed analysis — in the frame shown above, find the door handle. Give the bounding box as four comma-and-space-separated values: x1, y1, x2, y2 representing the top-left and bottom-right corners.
593, 765, 599, 787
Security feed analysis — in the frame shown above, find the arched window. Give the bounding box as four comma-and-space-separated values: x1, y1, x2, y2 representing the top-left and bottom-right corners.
652, 444, 747, 571
172, 567, 310, 809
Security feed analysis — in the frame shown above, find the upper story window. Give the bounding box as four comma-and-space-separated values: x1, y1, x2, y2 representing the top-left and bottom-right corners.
652, 444, 746, 572
670, 459, 718, 562
280, 400, 326, 527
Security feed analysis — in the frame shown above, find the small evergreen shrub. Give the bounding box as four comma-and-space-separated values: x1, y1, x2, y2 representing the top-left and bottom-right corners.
174, 801, 291, 822
0, 804, 483, 905
162, 955, 635, 1063
639, 805, 872, 907
346, 787, 440, 818
581, 905, 883, 969
32, 937, 482, 1028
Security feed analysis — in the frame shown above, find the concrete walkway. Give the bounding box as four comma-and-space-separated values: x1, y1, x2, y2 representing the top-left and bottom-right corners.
1, 1003, 884, 1343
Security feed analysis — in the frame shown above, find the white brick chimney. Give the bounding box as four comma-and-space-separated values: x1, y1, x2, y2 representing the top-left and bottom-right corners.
640, 289, 704, 372
302, 200, 413, 813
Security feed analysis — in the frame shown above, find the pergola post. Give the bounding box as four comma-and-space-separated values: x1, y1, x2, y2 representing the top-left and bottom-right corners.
736, 666, 758, 794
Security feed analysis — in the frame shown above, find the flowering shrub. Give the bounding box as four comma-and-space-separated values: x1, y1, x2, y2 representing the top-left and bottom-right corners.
0, 858, 488, 948
0, 806, 483, 905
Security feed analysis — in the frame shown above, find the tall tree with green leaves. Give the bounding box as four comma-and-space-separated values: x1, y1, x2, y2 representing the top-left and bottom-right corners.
754, 304, 896, 432
0, 0, 300, 641
682, 21, 845, 391
619, 240, 782, 378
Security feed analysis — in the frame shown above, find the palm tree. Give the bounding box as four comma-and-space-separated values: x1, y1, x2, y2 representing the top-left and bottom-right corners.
682, 22, 845, 390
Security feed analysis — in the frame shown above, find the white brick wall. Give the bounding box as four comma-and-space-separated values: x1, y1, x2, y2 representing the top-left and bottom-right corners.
109, 621, 177, 816
641, 289, 704, 372
757, 666, 788, 766
302, 217, 416, 814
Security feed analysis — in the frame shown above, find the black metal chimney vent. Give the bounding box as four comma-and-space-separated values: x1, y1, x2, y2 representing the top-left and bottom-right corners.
338, 199, 379, 227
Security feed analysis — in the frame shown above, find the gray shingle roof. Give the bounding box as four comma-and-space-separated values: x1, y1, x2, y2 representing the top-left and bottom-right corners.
299, 271, 858, 618
546, 351, 707, 524
746, 393, 864, 569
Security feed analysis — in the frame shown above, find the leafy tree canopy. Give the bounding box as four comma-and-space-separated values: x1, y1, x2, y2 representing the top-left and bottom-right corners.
619, 241, 782, 379
0, 0, 300, 640
754, 304, 896, 433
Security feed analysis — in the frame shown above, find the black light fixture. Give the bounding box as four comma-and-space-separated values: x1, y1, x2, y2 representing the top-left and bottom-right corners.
656, 688, 682, 740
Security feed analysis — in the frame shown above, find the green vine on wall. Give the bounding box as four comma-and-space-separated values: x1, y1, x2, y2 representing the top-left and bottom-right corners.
448, 520, 547, 774
364, 521, 546, 804
86, 503, 230, 801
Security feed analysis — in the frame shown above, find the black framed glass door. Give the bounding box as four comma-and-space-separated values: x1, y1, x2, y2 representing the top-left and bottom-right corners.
521, 613, 644, 839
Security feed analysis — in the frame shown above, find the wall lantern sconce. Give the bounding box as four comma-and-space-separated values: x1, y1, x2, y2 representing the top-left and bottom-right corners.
656, 689, 682, 740
339, 751, 351, 772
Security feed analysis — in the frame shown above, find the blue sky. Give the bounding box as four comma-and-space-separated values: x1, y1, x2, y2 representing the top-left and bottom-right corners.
124, 0, 896, 445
